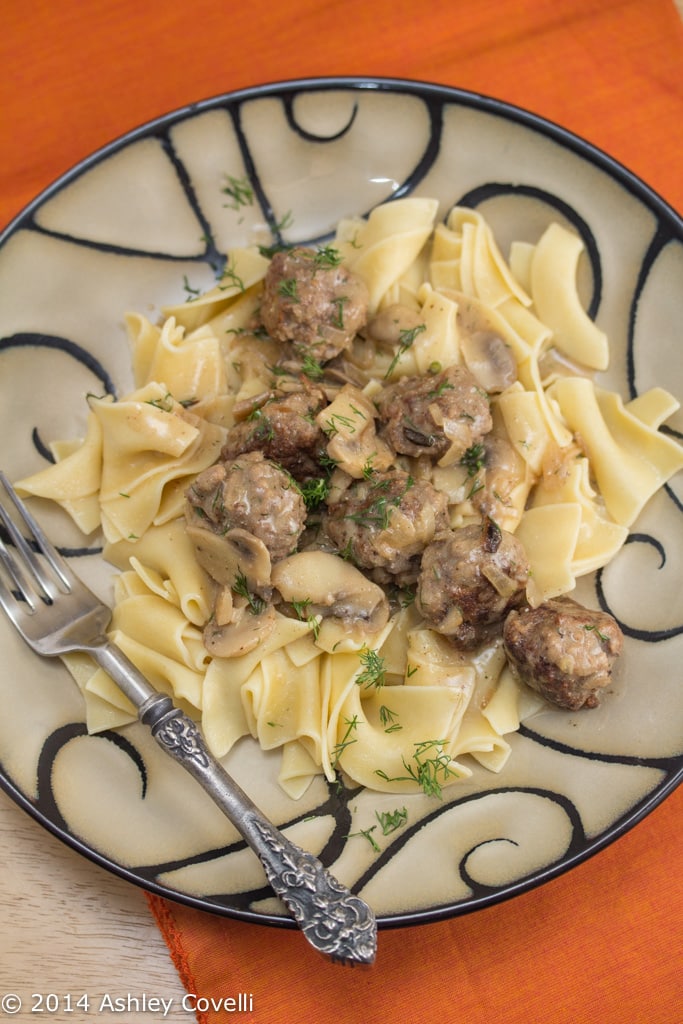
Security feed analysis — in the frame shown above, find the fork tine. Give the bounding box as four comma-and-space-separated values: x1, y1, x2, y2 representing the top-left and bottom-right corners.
0, 471, 72, 603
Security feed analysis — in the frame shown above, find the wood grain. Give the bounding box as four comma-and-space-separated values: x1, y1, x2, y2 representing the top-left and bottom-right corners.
0, 790, 190, 1022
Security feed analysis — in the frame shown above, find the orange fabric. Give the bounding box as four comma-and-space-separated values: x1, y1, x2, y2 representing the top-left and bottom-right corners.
2, 1, 682, 1022
146, 786, 683, 1024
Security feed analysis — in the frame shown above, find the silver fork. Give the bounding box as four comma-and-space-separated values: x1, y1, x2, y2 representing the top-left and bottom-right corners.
0, 470, 376, 965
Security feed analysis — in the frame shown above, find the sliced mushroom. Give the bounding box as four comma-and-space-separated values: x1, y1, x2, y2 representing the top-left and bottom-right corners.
186, 524, 272, 593
203, 603, 277, 658
213, 586, 235, 626
460, 330, 517, 393
271, 550, 389, 636
365, 303, 424, 351
316, 384, 393, 479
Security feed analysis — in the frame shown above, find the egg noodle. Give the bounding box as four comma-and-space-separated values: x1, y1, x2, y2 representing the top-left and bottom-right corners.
17, 199, 683, 799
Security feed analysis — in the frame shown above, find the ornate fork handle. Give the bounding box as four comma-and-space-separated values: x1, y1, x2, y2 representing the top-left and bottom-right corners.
95, 640, 377, 965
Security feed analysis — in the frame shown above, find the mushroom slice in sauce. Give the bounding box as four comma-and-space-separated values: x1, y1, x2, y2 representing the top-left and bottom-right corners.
186, 524, 272, 594
203, 602, 277, 658
271, 550, 390, 638
460, 330, 517, 394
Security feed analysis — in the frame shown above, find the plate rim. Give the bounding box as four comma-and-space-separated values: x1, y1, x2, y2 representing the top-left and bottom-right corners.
0, 74, 681, 929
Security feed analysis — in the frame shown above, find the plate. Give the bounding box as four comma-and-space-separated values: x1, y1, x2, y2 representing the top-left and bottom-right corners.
0, 76, 681, 928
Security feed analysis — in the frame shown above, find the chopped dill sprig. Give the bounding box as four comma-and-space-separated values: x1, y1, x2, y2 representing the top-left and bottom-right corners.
384, 323, 426, 378
221, 174, 254, 211
376, 807, 408, 835
375, 739, 460, 799
232, 570, 267, 615
357, 647, 386, 690
331, 715, 359, 770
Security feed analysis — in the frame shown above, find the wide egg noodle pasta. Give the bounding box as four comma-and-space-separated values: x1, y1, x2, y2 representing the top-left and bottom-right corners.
514, 503, 583, 604
440, 206, 532, 310
127, 314, 229, 405
335, 684, 473, 793
104, 518, 214, 627
278, 740, 323, 801
550, 377, 683, 526
528, 457, 629, 579
15, 385, 225, 544
336, 197, 439, 313
386, 282, 461, 380
15, 411, 104, 534
497, 382, 556, 476
159, 247, 271, 332
110, 588, 209, 676
200, 614, 316, 759
14, 198, 683, 801
530, 223, 609, 371
241, 649, 324, 768
90, 382, 225, 542
61, 651, 138, 733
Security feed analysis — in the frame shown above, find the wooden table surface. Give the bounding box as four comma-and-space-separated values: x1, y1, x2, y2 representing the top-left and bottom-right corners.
0, 791, 188, 1021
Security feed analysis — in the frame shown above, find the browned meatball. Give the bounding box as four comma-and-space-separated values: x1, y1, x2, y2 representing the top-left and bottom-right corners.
503, 597, 623, 710
260, 247, 369, 362
324, 469, 449, 582
375, 365, 492, 461
186, 451, 306, 562
221, 383, 329, 481
417, 519, 529, 648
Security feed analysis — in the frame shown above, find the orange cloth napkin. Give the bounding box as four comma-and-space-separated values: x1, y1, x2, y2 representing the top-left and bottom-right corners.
2, 1, 682, 1022
147, 786, 683, 1024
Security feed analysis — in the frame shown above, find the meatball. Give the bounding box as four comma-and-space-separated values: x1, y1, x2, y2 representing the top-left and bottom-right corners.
186, 451, 306, 562
503, 597, 623, 710
323, 469, 449, 582
417, 519, 529, 648
375, 365, 492, 461
221, 383, 329, 481
259, 247, 369, 362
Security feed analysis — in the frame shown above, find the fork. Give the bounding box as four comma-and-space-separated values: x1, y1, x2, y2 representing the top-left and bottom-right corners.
0, 470, 377, 965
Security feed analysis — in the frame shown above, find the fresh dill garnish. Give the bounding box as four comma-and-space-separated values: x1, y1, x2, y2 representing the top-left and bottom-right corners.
331, 715, 359, 769
146, 391, 174, 412
384, 323, 427, 378
428, 379, 455, 398
331, 295, 348, 329
378, 705, 402, 733
347, 825, 380, 852
313, 245, 343, 267
299, 353, 324, 380
345, 475, 414, 530
460, 442, 486, 477
245, 407, 275, 443
258, 241, 290, 259
321, 410, 359, 438
290, 598, 321, 639
467, 477, 485, 499
278, 277, 299, 301
584, 623, 610, 643
376, 807, 408, 835
298, 476, 330, 511
221, 174, 254, 211
357, 647, 386, 690
361, 455, 377, 479
232, 570, 267, 615
274, 209, 294, 233
182, 275, 201, 301
219, 262, 246, 292
375, 739, 460, 799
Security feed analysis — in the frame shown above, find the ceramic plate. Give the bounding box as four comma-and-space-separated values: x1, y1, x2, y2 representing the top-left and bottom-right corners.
0, 77, 681, 928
